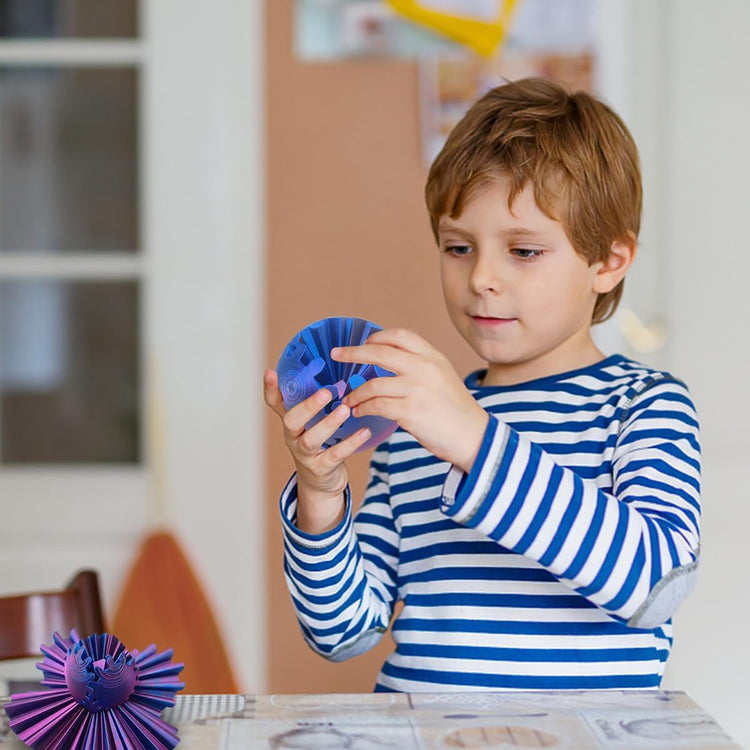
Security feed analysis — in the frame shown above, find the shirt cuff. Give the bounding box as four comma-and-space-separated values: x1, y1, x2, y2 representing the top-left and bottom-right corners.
279, 473, 352, 553
441, 415, 512, 525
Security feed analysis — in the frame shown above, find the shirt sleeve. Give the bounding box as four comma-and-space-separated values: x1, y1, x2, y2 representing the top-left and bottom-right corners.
280, 448, 400, 660
441, 376, 701, 628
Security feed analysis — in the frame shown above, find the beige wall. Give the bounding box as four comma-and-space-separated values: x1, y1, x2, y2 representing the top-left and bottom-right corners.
264, 11, 750, 747
263, 1, 481, 692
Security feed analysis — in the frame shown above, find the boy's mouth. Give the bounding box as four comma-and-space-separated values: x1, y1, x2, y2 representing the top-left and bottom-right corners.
471, 315, 517, 326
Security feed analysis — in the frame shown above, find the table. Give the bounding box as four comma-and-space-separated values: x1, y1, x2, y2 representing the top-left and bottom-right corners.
0, 690, 741, 749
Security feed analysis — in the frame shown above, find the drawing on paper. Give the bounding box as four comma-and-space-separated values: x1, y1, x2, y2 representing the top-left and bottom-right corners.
269, 724, 406, 749
440, 725, 562, 747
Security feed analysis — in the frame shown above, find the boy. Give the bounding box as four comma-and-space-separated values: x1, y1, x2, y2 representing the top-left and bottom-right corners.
264, 77, 701, 692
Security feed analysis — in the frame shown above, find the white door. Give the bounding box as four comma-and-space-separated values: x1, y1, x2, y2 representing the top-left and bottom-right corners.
0, 0, 265, 692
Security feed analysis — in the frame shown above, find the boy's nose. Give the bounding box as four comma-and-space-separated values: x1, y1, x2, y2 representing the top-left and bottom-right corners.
469, 257, 503, 294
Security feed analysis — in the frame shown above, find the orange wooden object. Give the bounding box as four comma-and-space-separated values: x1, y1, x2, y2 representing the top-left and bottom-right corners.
112, 531, 238, 694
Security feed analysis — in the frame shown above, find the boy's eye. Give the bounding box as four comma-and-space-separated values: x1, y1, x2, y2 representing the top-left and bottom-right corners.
511, 247, 544, 260
445, 245, 472, 257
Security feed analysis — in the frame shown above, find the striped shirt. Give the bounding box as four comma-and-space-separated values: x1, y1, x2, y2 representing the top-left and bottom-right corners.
280, 355, 701, 692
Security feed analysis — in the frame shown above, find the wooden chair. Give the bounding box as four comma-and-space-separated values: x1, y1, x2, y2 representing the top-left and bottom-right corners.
0, 570, 106, 661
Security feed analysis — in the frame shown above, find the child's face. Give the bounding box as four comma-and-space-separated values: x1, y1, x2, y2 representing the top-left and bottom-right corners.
438, 179, 604, 386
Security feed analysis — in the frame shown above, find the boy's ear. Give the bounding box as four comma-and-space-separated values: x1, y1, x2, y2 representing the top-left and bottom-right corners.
593, 233, 637, 294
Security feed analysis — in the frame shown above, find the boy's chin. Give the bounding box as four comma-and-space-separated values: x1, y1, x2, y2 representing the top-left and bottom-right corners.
465, 340, 524, 366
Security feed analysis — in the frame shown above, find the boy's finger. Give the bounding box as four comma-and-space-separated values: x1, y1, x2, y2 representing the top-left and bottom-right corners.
346, 395, 402, 423
365, 328, 434, 354
296, 402, 351, 455
324, 427, 373, 465
263, 369, 287, 416
331, 343, 409, 373
283, 388, 333, 435
342, 375, 404, 408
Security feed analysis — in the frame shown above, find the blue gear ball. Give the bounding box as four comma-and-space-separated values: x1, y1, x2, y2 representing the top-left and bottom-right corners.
277, 317, 398, 452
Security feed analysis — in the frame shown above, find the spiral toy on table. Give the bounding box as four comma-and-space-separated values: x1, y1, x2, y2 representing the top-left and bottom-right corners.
5, 630, 184, 750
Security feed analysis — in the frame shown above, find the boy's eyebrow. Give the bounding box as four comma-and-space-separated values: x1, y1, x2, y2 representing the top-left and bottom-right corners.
437, 221, 473, 238
437, 217, 464, 231
503, 227, 544, 239
437, 221, 546, 240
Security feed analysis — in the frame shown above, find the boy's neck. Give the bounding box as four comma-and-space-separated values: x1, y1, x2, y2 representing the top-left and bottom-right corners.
481, 338, 606, 387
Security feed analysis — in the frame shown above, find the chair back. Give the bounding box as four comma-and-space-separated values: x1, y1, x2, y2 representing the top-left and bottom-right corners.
0, 570, 106, 661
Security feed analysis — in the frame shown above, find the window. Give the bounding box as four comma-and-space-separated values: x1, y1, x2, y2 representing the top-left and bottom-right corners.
0, 4, 142, 464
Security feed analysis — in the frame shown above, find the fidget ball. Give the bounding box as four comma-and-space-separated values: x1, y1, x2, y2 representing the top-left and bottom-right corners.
277, 317, 398, 451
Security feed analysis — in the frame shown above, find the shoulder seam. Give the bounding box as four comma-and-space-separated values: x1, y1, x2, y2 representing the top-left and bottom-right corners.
617, 373, 687, 436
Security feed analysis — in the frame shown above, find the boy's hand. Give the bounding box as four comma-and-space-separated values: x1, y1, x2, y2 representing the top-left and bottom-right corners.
263, 369, 372, 534
332, 329, 488, 472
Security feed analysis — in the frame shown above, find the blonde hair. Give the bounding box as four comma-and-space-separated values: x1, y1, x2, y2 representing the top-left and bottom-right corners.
425, 77, 642, 323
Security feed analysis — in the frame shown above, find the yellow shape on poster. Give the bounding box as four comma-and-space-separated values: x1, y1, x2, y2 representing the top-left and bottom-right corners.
385, 0, 520, 57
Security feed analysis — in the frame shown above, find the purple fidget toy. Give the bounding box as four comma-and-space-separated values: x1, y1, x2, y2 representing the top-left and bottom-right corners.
5, 630, 185, 750
277, 317, 398, 452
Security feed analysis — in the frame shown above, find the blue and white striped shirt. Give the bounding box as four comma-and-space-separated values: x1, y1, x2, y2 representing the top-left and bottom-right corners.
280, 355, 701, 692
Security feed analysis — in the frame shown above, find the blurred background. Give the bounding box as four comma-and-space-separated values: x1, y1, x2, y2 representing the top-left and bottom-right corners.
0, 0, 748, 746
